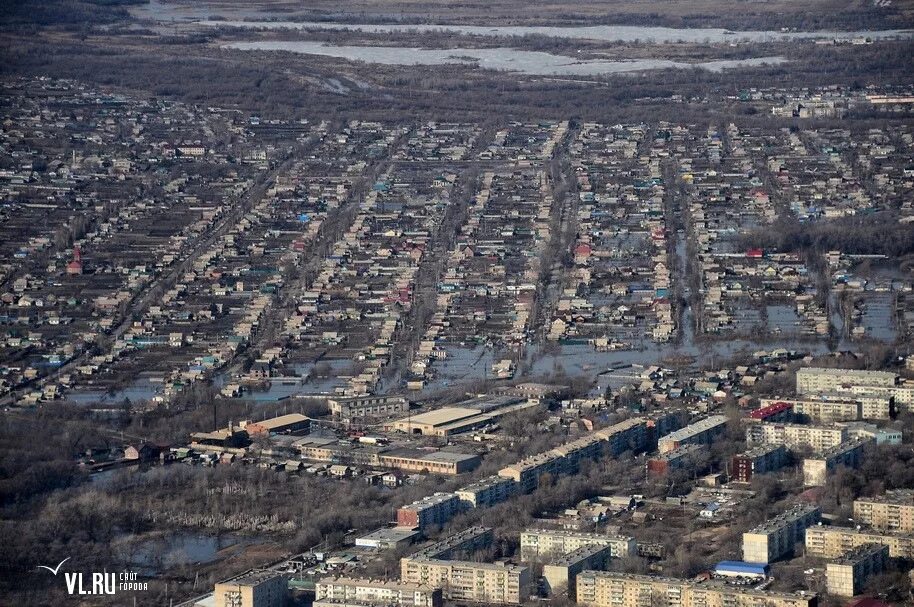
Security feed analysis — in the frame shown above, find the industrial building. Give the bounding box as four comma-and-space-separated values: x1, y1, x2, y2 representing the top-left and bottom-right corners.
853, 490, 914, 532
825, 544, 889, 598
575, 571, 816, 607
730, 444, 788, 483
802, 437, 872, 487
542, 545, 609, 597
805, 525, 914, 559
243, 413, 310, 436
657, 415, 728, 454
212, 570, 288, 607
519, 529, 636, 562
713, 561, 769, 579
745, 422, 846, 453
355, 527, 422, 551
378, 449, 480, 475
314, 577, 442, 607
390, 397, 535, 437
742, 505, 822, 563
329, 395, 410, 422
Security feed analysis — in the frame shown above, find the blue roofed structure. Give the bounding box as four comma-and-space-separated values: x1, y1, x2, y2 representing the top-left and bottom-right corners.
714, 561, 770, 578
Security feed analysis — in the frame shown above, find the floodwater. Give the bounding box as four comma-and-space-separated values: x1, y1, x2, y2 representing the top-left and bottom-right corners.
223, 41, 788, 76
115, 532, 256, 575
203, 20, 914, 45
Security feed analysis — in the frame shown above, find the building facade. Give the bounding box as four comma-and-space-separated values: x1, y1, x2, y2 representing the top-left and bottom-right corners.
575, 571, 816, 607
742, 505, 822, 563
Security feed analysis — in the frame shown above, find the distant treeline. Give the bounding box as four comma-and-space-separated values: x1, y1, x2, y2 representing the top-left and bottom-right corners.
0, 0, 146, 26
741, 214, 914, 258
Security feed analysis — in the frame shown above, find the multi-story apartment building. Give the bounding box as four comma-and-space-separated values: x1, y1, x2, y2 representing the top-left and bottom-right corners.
398, 527, 529, 604
802, 437, 873, 487
213, 570, 288, 607
657, 415, 728, 454
399, 559, 530, 605
575, 571, 816, 607
853, 490, 914, 532
795, 367, 914, 414
397, 493, 461, 529
407, 527, 493, 561
519, 529, 636, 562
647, 444, 708, 476
761, 397, 861, 422
730, 444, 788, 482
542, 545, 609, 598
745, 422, 846, 453
498, 418, 647, 492
455, 475, 516, 509
825, 544, 889, 598
742, 505, 822, 563
805, 525, 914, 559
314, 577, 442, 607
796, 368, 897, 394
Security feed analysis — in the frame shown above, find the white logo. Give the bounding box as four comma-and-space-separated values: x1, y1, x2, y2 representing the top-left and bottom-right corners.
36, 558, 147, 596
36, 557, 70, 575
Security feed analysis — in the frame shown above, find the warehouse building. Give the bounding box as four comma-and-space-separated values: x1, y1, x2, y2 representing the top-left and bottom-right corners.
329, 395, 410, 422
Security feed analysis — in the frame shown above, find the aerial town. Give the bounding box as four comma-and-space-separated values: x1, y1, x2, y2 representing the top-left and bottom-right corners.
1, 1, 914, 607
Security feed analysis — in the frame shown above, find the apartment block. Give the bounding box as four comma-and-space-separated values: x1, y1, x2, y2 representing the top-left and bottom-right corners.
730, 444, 788, 483
542, 545, 609, 598
745, 422, 846, 453
647, 444, 708, 476
796, 368, 897, 394
760, 397, 859, 422
314, 577, 442, 607
396, 493, 461, 529
825, 544, 888, 598
853, 490, 914, 532
805, 525, 914, 559
802, 437, 873, 487
213, 570, 288, 607
575, 571, 816, 607
498, 418, 647, 492
657, 415, 728, 454
455, 475, 516, 509
742, 505, 822, 563
399, 559, 530, 605
408, 527, 494, 562
519, 529, 636, 562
